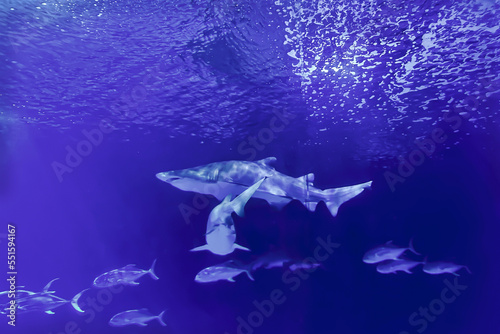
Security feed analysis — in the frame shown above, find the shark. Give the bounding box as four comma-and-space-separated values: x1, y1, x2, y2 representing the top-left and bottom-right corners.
190, 178, 265, 255
156, 157, 372, 217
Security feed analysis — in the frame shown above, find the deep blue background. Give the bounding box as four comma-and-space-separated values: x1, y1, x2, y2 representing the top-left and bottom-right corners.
1, 0, 500, 333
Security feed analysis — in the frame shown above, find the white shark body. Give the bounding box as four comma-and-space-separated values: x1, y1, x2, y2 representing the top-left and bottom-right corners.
157, 157, 372, 217
190, 178, 265, 255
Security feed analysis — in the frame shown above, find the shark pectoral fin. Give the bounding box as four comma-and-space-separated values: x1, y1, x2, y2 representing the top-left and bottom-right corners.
228, 278, 235, 282
45, 310, 55, 315
234, 244, 250, 252
231, 177, 266, 217
452, 272, 460, 277
128, 281, 140, 286
190, 244, 210, 252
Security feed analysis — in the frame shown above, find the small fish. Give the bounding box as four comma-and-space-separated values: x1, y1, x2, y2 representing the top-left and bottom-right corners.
363, 239, 420, 264
251, 251, 322, 272
0, 279, 86, 314
109, 308, 167, 327
376, 259, 423, 274
422, 261, 471, 276
250, 251, 292, 270
289, 261, 321, 272
93, 259, 159, 288
195, 260, 254, 283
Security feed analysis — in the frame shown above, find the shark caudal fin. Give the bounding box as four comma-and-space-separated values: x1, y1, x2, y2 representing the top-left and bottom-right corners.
149, 259, 160, 280
230, 177, 266, 217
157, 310, 167, 327
322, 181, 372, 216
71, 288, 90, 313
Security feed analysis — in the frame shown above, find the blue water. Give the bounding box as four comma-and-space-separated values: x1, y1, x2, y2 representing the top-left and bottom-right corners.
1, 0, 500, 333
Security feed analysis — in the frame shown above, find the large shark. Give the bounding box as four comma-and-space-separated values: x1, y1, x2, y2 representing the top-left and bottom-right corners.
156, 157, 372, 216
190, 178, 265, 255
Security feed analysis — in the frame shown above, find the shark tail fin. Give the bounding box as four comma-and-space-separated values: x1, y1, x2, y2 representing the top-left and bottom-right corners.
190, 244, 210, 252
71, 288, 90, 313
149, 259, 160, 280
408, 238, 421, 256
230, 177, 266, 217
157, 310, 167, 327
322, 181, 372, 217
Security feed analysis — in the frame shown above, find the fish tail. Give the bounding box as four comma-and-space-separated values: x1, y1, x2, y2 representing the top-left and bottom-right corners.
157, 310, 167, 327
322, 181, 372, 217
149, 259, 160, 280
408, 237, 421, 255
71, 288, 90, 313
246, 270, 255, 281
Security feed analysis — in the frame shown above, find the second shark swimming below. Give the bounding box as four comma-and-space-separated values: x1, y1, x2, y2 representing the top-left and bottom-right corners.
190, 178, 265, 255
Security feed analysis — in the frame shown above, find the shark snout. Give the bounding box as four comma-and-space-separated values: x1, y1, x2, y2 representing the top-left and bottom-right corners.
156, 172, 180, 183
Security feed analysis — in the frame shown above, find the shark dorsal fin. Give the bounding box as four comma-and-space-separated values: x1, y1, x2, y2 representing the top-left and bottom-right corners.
123, 264, 137, 268
222, 194, 232, 203
257, 157, 277, 166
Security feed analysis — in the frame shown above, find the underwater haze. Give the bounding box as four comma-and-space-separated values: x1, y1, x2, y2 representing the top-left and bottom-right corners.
1, 0, 500, 333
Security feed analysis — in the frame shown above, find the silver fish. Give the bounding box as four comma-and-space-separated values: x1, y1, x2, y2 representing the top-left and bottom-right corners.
363, 239, 420, 264
156, 157, 372, 217
1, 278, 85, 314
93, 259, 159, 287
109, 308, 166, 327
376, 259, 423, 274
190, 178, 265, 255
251, 251, 322, 272
195, 260, 254, 283
250, 251, 293, 270
422, 261, 471, 276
